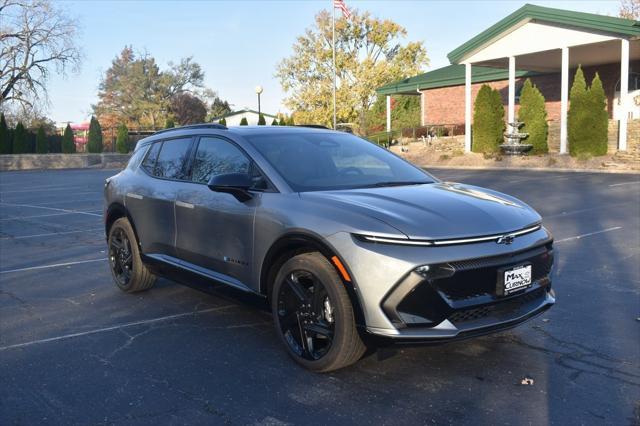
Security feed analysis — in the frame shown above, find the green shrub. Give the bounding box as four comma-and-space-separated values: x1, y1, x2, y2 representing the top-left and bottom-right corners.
287, 115, 295, 126
48, 134, 62, 153
568, 67, 609, 156
62, 124, 76, 153
0, 113, 11, 154
257, 113, 266, 125
587, 73, 608, 156
219, 117, 227, 126
279, 116, 287, 126
116, 123, 129, 153
271, 118, 278, 126
165, 118, 175, 129
13, 122, 27, 154
239, 117, 248, 126
518, 79, 548, 154
87, 116, 103, 153
36, 126, 47, 154
472, 84, 504, 153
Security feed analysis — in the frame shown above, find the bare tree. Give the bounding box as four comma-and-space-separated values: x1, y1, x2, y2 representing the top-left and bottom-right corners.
0, 0, 81, 111
619, 0, 639, 19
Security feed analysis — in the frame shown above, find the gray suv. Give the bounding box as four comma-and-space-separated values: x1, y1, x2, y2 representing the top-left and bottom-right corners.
104, 124, 555, 372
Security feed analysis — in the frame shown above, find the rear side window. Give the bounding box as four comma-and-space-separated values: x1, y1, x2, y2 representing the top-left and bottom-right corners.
154, 138, 192, 180
126, 145, 148, 171
141, 142, 161, 173
191, 137, 250, 184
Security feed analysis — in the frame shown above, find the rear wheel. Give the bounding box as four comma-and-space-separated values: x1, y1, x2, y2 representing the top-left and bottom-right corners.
108, 217, 156, 293
272, 252, 365, 372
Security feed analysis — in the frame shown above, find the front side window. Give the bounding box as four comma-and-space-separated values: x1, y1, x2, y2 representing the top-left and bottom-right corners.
154, 138, 192, 180
191, 137, 251, 184
245, 132, 434, 192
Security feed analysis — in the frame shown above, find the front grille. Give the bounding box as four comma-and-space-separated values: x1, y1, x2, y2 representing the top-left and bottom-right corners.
448, 288, 546, 324
436, 245, 553, 301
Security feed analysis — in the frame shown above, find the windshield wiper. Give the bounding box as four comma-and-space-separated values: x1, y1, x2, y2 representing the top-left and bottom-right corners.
360, 181, 430, 188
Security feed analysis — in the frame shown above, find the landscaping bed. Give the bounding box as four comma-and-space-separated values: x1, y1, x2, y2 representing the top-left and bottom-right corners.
392, 140, 640, 173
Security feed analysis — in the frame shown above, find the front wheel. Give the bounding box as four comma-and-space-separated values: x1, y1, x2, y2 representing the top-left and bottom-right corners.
271, 252, 366, 372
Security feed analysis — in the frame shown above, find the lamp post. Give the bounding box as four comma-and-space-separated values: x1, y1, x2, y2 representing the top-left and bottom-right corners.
255, 85, 263, 116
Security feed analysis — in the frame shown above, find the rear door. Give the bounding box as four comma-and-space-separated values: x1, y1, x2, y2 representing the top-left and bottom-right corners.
126, 137, 194, 257
175, 136, 263, 288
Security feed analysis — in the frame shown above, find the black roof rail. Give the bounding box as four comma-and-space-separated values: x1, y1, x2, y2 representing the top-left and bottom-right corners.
152, 123, 228, 136
294, 124, 330, 129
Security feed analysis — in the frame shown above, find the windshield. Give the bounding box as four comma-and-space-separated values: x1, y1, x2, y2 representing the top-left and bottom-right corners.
245, 132, 435, 192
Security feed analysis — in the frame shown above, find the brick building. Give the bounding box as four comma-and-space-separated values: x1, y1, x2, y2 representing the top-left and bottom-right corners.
377, 4, 640, 153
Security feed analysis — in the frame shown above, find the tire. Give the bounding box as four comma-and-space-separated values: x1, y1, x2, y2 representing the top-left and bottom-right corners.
271, 252, 366, 372
108, 217, 156, 293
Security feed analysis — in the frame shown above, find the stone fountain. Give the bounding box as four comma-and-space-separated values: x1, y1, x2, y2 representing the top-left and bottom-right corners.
500, 121, 532, 155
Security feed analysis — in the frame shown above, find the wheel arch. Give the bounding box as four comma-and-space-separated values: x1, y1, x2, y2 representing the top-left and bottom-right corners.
260, 232, 366, 327
105, 203, 141, 248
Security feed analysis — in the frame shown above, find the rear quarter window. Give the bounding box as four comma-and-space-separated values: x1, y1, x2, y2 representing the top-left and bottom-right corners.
141, 142, 161, 174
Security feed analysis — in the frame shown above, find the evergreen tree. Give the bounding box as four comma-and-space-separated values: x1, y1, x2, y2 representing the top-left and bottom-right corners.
13, 122, 27, 154
165, 118, 175, 128
257, 113, 266, 125
62, 124, 76, 153
271, 118, 278, 126
472, 84, 504, 153
279, 116, 287, 126
568, 66, 588, 156
116, 123, 129, 153
0, 113, 10, 154
287, 115, 295, 126
239, 117, 248, 126
219, 117, 227, 126
36, 126, 47, 154
87, 116, 103, 153
518, 79, 548, 154
587, 73, 609, 156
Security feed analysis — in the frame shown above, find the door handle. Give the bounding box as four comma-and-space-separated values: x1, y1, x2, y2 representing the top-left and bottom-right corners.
175, 200, 194, 209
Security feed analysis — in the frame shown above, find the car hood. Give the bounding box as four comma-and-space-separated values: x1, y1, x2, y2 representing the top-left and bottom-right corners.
302, 182, 541, 240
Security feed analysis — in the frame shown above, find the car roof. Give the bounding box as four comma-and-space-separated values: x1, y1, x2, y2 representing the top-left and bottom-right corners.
135, 124, 336, 150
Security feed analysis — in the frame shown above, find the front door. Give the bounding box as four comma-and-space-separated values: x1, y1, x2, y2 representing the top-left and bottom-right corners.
175, 136, 258, 288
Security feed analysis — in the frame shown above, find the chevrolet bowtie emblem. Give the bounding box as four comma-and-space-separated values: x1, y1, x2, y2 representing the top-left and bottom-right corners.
496, 233, 516, 245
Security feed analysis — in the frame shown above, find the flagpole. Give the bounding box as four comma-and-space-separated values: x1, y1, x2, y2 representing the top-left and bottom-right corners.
332, 2, 337, 130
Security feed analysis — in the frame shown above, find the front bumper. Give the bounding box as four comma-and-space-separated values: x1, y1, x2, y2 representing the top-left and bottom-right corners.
326, 228, 555, 341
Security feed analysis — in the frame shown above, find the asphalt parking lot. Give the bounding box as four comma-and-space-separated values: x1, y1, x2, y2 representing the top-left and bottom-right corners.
0, 167, 638, 425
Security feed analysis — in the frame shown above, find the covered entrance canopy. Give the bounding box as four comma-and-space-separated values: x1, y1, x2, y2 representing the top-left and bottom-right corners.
379, 4, 640, 153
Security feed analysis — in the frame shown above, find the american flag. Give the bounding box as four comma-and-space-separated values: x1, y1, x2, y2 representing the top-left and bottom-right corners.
333, 0, 351, 19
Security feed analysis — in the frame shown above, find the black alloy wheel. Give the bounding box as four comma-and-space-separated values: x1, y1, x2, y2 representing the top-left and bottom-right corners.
276, 270, 336, 360
109, 227, 133, 286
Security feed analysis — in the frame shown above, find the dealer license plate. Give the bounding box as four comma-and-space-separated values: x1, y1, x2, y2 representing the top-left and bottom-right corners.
500, 264, 532, 296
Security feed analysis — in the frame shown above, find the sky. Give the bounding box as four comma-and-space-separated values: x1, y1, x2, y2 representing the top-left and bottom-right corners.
47, 0, 622, 124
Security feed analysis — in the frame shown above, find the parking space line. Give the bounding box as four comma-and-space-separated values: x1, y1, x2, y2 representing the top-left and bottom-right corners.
555, 226, 622, 243
0, 227, 103, 240
0, 202, 102, 217
0, 305, 235, 352
609, 181, 640, 187
0, 258, 107, 275
0, 186, 94, 194
0, 210, 103, 221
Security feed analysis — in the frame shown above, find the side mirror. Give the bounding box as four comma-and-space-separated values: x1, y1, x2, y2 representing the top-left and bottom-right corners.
207, 173, 253, 202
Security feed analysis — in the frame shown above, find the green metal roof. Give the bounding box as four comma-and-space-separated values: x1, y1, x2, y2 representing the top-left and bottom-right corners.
448, 3, 640, 64
376, 64, 541, 96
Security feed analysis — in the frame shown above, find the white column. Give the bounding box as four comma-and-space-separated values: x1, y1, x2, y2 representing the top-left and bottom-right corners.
619, 38, 629, 152
386, 95, 391, 133
560, 47, 569, 154
420, 91, 425, 126
508, 56, 516, 124
464, 63, 472, 152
